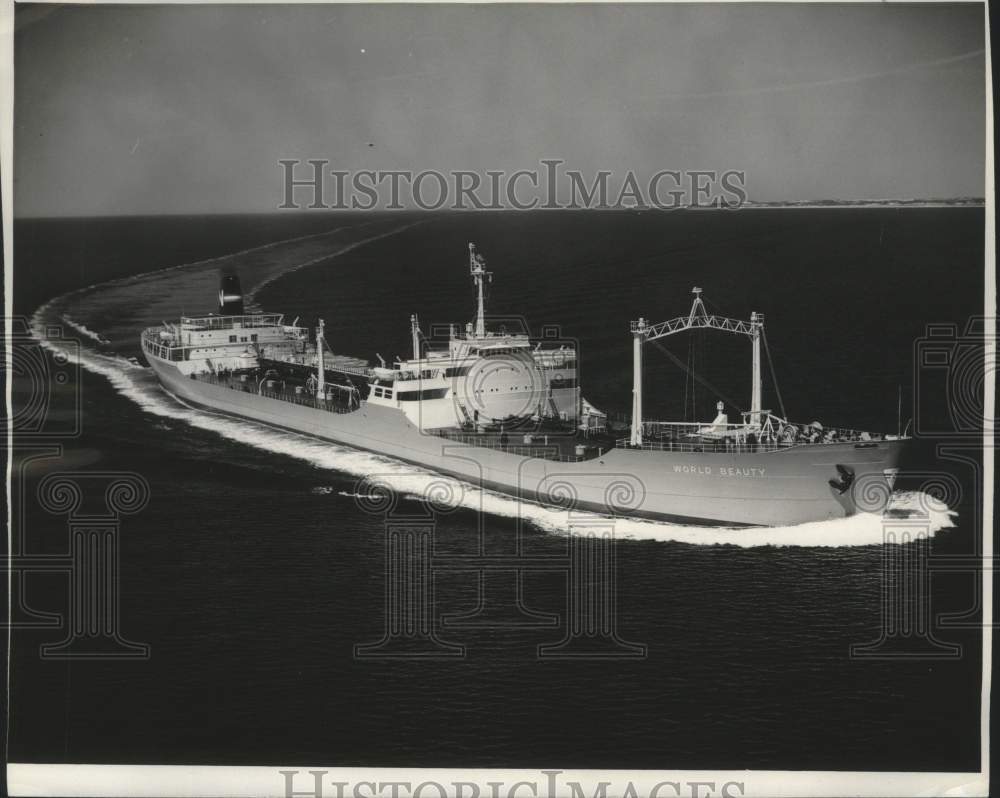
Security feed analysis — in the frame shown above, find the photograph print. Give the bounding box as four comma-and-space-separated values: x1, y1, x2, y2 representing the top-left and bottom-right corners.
2, 2, 994, 797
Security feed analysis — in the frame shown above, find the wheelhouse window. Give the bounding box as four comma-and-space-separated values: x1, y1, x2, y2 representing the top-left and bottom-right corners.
397, 388, 449, 401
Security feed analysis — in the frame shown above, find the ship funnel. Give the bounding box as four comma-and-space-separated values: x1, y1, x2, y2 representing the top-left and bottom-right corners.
218, 273, 244, 315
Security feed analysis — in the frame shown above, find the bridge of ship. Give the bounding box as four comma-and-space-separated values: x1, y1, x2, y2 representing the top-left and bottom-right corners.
141, 313, 305, 361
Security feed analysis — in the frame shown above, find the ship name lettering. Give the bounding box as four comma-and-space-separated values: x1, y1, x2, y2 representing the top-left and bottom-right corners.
673, 465, 713, 475
717, 467, 766, 478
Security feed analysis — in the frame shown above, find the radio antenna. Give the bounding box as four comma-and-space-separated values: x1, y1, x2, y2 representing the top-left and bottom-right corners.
897, 385, 902, 438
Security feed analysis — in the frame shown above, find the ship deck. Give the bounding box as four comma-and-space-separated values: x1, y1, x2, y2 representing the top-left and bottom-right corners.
177, 368, 895, 462
189, 369, 360, 414
183, 368, 615, 461
617, 419, 893, 454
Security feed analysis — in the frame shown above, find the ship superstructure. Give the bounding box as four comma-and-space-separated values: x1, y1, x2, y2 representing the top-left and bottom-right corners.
361, 244, 583, 431
141, 244, 907, 527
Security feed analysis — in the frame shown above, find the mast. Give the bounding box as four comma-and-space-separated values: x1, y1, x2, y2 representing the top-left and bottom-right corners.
468, 242, 491, 338
410, 314, 421, 360
750, 311, 763, 427
630, 317, 647, 446
689, 287, 707, 322
316, 318, 326, 399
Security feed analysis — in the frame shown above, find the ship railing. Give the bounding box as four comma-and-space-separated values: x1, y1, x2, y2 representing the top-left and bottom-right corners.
430, 430, 599, 462
754, 414, 889, 443
256, 387, 357, 414
779, 424, 888, 443
616, 437, 786, 454
621, 416, 889, 453
334, 364, 373, 379
393, 368, 444, 382
640, 420, 748, 435
142, 328, 310, 365
193, 371, 359, 415
532, 350, 578, 369
141, 332, 186, 362
179, 313, 286, 330
263, 354, 373, 379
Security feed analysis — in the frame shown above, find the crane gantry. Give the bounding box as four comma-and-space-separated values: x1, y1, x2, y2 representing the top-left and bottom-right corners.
629, 287, 764, 446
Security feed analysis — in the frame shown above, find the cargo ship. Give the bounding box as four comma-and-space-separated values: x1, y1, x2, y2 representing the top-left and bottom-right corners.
141, 243, 906, 526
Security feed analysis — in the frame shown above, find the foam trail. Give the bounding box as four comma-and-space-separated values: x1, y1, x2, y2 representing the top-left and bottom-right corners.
32, 221, 417, 327
61, 314, 109, 345
32, 224, 349, 313
243, 220, 425, 302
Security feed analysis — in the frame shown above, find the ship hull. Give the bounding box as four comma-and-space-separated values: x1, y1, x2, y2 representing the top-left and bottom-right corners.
148, 356, 903, 527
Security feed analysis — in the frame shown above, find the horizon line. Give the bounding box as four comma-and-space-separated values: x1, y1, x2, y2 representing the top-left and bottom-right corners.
12, 198, 988, 221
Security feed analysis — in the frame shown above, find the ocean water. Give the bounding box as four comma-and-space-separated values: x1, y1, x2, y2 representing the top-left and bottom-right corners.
9, 209, 985, 770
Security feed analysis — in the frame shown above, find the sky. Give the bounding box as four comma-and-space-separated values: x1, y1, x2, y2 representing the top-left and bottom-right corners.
13, 2, 987, 216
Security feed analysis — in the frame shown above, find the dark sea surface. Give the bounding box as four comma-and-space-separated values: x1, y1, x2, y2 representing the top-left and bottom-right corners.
9, 209, 986, 771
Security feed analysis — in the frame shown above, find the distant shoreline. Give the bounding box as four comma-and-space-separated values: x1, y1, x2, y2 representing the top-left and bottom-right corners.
733, 200, 985, 209
699, 201, 986, 211
12, 201, 986, 221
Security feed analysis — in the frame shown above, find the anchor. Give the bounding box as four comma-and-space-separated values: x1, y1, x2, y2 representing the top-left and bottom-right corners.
828, 463, 855, 494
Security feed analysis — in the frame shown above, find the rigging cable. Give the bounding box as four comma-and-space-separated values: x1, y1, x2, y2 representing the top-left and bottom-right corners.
690, 330, 701, 421
648, 337, 745, 414
682, 338, 691, 423
761, 328, 787, 420
695, 326, 705, 421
